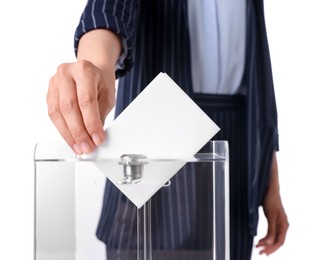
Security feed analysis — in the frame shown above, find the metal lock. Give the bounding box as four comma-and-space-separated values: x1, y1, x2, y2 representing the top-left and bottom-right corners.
118, 154, 148, 184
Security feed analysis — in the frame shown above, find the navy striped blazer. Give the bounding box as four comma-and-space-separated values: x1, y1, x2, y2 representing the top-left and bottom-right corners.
74, 0, 278, 237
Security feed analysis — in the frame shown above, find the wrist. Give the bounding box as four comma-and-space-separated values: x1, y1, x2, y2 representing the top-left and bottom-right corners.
77, 29, 121, 76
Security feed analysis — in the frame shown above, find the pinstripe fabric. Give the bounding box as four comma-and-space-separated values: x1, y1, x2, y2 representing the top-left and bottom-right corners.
114, 0, 193, 115
75, 0, 139, 77
74, 0, 279, 259
243, 0, 279, 234
194, 94, 254, 260
105, 94, 253, 260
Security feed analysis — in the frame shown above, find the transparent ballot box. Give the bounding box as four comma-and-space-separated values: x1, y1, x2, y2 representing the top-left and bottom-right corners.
34, 141, 229, 260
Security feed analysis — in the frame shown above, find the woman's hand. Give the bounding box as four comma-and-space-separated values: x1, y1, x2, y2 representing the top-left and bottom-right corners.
47, 60, 116, 155
256, 152, 289, 255
46, 29, 121, 155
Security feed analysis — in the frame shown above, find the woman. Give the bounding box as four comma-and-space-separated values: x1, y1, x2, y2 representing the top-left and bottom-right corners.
47, 0, 289, 259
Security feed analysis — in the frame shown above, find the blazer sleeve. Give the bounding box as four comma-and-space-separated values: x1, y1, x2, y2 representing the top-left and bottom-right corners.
74, 0, 139, 78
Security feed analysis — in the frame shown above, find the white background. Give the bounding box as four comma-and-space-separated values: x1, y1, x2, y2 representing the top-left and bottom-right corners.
0, 0, 334, 259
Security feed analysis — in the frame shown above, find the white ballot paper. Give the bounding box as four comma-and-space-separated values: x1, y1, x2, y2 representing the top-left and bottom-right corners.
91, 72, 220, 208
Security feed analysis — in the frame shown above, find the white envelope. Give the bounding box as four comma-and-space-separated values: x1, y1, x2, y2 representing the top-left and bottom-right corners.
90, 72, 220, 208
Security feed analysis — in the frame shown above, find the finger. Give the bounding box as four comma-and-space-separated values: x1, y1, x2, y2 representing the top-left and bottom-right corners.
258, 220, 289, 256
268, 218, 289, 253
75, 61, 105, 146
47, 77, 82, 154
57, 69, 95, 154
259, 240, 281, 256
256, 238, 267, 248
98, 85, 115, 125
256, 215, 277, 254
256, 237, 275, 253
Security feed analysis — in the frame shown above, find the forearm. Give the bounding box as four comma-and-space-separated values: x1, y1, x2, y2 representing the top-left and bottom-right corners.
267, 151, 280, 196
77, 29, 122, 75
257, 151, 288, 255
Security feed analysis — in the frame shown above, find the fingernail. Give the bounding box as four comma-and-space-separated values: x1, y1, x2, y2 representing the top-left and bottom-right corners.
73, 143, 82, 155
92, 133, 103, 146
80, 142, 92, 154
